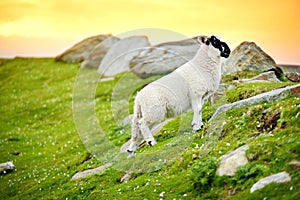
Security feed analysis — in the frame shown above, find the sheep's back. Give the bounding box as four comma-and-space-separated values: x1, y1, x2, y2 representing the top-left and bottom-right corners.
136, 71, 190, 122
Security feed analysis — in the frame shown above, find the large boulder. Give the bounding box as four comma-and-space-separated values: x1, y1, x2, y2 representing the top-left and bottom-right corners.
130, 37, 199, 78
223, 42, 283, 77
279, 64, 300, 73
285, 72, 300, 82
98, 36, 150, 76
81, 36, 120, 68
55, 34, 113, 63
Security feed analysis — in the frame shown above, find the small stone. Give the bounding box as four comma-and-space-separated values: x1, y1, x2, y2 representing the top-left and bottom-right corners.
0, 161, 15, 174
248, 152, 259, 161
216, 145, 249, 176
159, 191, 165, 197
71, 163, 112, 180
288, 160, 300, 167
250, 171, 291, 193
120, 172, 131, 183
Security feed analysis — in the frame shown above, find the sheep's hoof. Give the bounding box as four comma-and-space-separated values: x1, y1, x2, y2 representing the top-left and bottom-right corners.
127, 149, 135, 157
192, 124, 203, 132
148, 140, 157, 147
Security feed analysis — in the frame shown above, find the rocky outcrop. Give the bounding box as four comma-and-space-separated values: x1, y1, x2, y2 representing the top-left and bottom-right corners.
285, 72, 300, 82
216, 145, 249, 176
209, 84, 300, 122
98, 36, 150, 76
239, 71, 280, 83
55, 34, 114, 63
81, 36, 120, 68
223, 42, 283, 77
279, 64, 300, 73
250, 171, 291, 193
130, 37, 199, 78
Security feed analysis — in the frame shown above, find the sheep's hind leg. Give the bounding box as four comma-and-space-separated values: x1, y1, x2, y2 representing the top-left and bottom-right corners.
139, 118, 157, 146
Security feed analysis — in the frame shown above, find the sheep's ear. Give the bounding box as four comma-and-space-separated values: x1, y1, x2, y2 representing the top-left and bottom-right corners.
197, 36, 204, 44
197, 36, 208, 45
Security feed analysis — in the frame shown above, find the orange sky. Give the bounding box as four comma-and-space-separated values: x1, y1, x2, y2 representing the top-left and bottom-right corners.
0, 0, 299, 64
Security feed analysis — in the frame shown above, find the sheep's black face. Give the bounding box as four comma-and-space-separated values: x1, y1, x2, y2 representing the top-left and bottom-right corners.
209, 36, 231, 58
199, 36, 231, 58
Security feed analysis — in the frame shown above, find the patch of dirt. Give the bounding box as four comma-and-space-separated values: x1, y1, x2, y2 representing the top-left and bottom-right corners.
256, 109, 281, 132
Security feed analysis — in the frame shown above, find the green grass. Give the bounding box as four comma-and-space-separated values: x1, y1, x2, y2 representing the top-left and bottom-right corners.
0, 58, 299, 199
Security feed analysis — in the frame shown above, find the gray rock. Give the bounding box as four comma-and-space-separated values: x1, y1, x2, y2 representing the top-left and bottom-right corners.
279, 64, 300, 73
250, 171, 291, 193
120, 172, 131, 183
130, 37, 199, 78
55, 34, 113, 63
81, 36, 120, 68
0, 161, 14, 174
216, 145, 249, 176
223, 41, 283, 77
288, 160, 300, 167
71, 163, 112, 180
98, 36, 150, 76
239, 71, 280, 83
209, 84, 300, 122
285, 72, 300, 82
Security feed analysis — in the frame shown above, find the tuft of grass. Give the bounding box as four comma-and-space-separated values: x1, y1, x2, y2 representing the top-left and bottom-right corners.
222, 70, 261, 83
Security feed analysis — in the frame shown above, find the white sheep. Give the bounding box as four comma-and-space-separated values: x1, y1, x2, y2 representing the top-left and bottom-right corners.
127, 36, 231, 156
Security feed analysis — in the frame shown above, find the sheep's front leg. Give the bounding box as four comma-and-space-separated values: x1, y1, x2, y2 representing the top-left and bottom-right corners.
139, 118, 157, 146
127, 117, 143, 156
191, 97, 203, 132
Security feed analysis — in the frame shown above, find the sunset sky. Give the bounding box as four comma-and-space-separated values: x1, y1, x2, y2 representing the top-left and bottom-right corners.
0, 0, 299, 64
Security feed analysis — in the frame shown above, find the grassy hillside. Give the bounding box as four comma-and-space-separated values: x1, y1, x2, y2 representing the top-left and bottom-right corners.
0, 58, 299, 199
